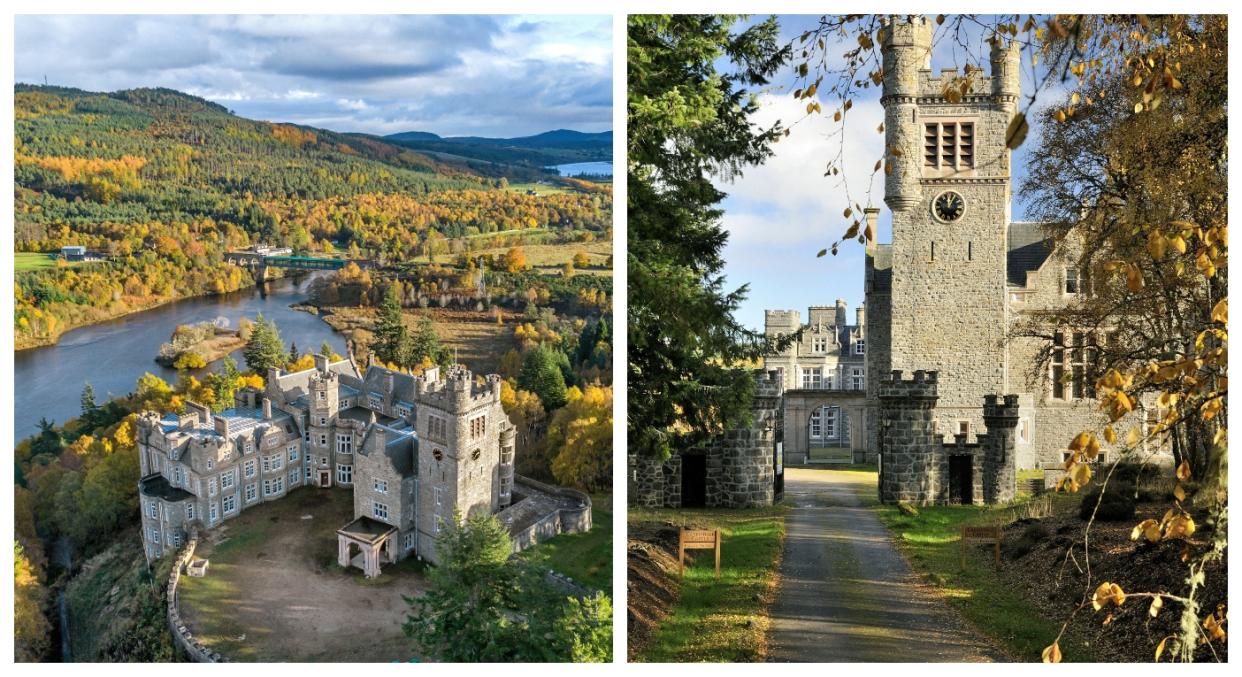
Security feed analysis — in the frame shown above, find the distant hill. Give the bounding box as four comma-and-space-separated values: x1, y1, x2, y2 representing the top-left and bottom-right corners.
379, 128, 612, 170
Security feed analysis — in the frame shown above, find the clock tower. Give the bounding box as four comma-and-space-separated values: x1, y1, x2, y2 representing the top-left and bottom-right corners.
872, 15, 1021, 436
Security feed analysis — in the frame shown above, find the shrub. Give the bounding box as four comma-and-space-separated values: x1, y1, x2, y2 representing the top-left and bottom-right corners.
1078, 485, 1136, 521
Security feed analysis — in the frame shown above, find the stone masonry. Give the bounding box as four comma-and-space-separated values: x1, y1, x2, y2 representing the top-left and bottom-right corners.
877, 370, 1017, 505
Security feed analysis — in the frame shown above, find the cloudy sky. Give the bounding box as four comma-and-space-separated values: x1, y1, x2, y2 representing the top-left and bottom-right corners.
718, 15, 1057, 330
14, 14, 612, 138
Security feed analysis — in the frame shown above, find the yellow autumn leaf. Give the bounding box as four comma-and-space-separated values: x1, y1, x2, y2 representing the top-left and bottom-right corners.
1126, 263, 1144, 292
1104, 426, 1117, 444
1173, 484, 1186, 502
1155, 636, 1169, 661
1176, 460, 1191, 481
1072, 462, 1093, 487
1165, 514, 1196, 539
1168, 235, 1187, 253
1126, 427, 1140, 447
1149, 595, 1163, 617
1211, 298, 1227, 324
1092, 582, 1126, 610
1042, 642, 1062, 663
1131, 518, 1161, 542
1085, 435, 1101, 460
1147, 231, 1167, 260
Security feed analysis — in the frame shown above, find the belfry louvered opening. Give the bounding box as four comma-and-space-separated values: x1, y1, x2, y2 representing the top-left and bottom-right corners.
923, 121, 975, 170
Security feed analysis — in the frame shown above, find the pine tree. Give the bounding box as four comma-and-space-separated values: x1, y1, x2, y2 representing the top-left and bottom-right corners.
519, 345, 568, 411
242, 313, 286, 374
80, 382, 97, 416
628, 15, 791, 460
288, 341, 299, 364
410, 315, 449, 368
320, 340, 335, 360
371, 285, 410, 366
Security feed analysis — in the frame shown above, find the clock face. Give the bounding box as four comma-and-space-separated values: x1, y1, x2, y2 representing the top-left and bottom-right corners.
933, 191, 965, 222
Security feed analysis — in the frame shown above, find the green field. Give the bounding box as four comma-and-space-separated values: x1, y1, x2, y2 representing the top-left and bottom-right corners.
15, 252, 66, 271
520, 494, 613, 593
629, 505, 788, 662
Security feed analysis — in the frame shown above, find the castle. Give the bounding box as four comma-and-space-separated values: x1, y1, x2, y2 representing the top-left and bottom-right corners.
137, 354, 591, 575
632, 16, 1174, 510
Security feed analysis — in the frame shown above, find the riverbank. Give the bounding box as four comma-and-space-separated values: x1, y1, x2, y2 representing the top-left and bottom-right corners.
16, 293, 188, 351
153, 330, 246, 368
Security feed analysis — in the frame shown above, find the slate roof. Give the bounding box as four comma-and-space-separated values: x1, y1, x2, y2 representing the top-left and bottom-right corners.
272, 358, 360, 403
1007, 221, 1053, 287
139, 473, 195, 502
359, 422, 418, 478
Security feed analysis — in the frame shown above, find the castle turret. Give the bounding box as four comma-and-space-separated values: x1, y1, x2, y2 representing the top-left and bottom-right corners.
982, 394, 1020, 503
877, 370, 939, 504
498, 425, 515, 508
835, 299, 848, 327
990, 37, 1021, 106
856, 303, 865, 328
880, 15, 932, 211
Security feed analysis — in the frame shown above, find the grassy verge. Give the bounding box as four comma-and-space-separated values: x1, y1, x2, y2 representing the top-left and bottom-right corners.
630, 505, 788, 662
520, 494, 612, 593
875, 492, 1096, 662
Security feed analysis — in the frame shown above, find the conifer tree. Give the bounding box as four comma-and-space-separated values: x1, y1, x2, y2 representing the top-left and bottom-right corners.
242, 313, 285, 374
371, 285, 410, 366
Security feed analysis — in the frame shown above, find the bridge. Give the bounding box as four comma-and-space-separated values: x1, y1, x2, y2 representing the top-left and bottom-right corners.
225, 249, 376, 277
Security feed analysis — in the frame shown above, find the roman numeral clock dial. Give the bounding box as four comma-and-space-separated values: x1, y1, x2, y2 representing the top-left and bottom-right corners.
932, 190, 965, 223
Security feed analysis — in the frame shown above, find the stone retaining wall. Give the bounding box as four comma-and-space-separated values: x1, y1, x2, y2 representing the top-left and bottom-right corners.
507, 475, 592, 551
165, 530, 226, 662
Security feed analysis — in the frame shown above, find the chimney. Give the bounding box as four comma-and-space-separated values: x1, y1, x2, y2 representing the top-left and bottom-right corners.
314, 353, 329, 374
856, 303, 865, 328
863, 208, 881, 253
262, 397, 272, 420
185, 401, 211, 426
213, 415, 228, 438
835, 299, 848, 327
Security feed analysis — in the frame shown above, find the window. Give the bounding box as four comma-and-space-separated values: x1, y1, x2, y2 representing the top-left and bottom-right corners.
290, 469, 300, 486
854, 340, 865, 355
245, 440, 253, 453
273, 477, 284, 494
374, 479, 388, 494
208, 477, 218, 496
288, 444, 299, 462
403, 533, 415, 551
428, 415, 447, 439
369, 393, 383, 409
373, 501, 389, 521
930, 241, 936, 261
824, 407, 838, 438
318, 390, 326, 401
147, 501, 158, 519
1018, 418, 1030, 444
957, 420, 970, 436
263, 479, 271, 496
809, 409, 822, 439
968, 241, 973, 261
1052, 331, 1095, 401
174, 466, 182, 486
206, 458, 214, 471
1065, 267, 1080, 295
924, 120, 975, 169
337, 464, 352, 485
223, 494, 236, 514
801, 368, 822, 390
305, 465, 312, 481
173, 532, 182, 548
267, 435, 280, 448
812, 336, 828, 353
851, 367, 864, 391
245, 483, 257, 503
304, 427, 310, 443
396, 405, 410, 418
433, 487, 444, 533
262, 457, 270, 473
221, 470, 235, 490
151, 528, 161, 544
318, 433, 328, 447
469, 415, 487, 439
337, 434, 352, 455
339, 400, 348, 411
319, 416, 328, 426
271, 454, 283, 471
185, 503, 195, 521
244, 459, 256, 479
209, 502, 219, 524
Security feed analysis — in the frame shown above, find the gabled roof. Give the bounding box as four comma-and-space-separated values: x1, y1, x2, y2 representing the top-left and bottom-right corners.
1007, 221, 1053, 287
358, 422, 418, 478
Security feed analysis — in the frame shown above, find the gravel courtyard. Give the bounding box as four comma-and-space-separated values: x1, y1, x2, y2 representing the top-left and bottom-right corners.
177, 487, 430, 662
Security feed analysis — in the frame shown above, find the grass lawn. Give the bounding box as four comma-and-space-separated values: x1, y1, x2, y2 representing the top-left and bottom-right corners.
630, 505, 789, 662
15, 252, 67, 271
875, 491, 1097, 662
520, 494, 612, 593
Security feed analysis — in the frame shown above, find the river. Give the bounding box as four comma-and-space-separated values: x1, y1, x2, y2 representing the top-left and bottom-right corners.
13, 274, 348, 440
549, 161, 612, 177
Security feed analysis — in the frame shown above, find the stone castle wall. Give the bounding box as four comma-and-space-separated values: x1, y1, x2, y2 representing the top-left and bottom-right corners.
877, 370, 1017, 505
166, 531, 225, 663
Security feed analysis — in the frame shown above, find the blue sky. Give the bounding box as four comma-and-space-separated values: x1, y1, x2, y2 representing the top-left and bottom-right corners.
14, 14, 612, 138
718, 15, 1058, 330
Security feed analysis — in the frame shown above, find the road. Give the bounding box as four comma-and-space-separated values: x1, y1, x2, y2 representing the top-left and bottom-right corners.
767, 467, 1007, 662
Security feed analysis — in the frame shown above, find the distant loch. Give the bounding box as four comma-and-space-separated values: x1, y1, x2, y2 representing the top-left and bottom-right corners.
549, 161, 612, 177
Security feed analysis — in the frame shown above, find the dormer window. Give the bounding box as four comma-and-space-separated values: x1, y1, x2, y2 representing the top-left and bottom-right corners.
812, 337, 828, 353
854, 340, 865, 355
